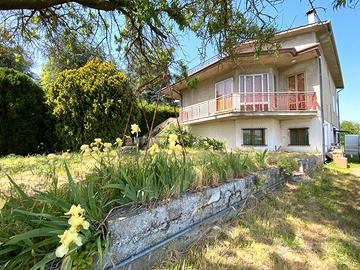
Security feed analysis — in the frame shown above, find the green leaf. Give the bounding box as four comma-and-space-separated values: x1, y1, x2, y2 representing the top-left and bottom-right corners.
96, 236, 103, 270
102, 183, 121, 189
87, 177, 98, 219
0, 245, 18, 256
19, 237, 57, 256
13, 209, 57, 220
64, 163, 87, 210
6, 228, 61, 246
6, 174, 30, 201
30, 252, 57, 270
60, 255, 73, 270
35, 191, 71, 210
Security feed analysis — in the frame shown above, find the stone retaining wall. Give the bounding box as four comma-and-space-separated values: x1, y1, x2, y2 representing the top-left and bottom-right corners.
103, 155, 321, 270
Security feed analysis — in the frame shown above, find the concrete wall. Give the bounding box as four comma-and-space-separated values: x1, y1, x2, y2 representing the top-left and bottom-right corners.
189, 117, 322, 153
190, 119, 236, 148
279, 118, 323, 153
281, 32, 317, 48
234, 118, 281, 151
277, 58, 319, 95
104, 155, 321, 270
320, 51, 339, 127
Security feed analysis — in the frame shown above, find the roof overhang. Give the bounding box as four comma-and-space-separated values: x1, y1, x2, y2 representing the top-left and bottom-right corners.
163, 21, 344, 98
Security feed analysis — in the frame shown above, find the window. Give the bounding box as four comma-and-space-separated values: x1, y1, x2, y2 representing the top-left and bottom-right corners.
289, 128, 309, 146
288, 73, 304, 92
239, 74, 269, 95
239, 74, 269, 111
215, 78, 233, 112
288, 73, 306, 110
243, 129, 265, 146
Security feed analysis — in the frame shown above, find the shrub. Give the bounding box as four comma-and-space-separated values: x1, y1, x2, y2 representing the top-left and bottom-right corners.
276, 157, 299, 176
255, 150, 268, 168
158, 124, 225, 151
0, 68, 47, 155
195, 137, 226, 151
47, 59, 138, 150
159, 124, 197, 147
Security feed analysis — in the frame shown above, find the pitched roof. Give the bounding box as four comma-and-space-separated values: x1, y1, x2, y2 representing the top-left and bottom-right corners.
163, 21, 343, 98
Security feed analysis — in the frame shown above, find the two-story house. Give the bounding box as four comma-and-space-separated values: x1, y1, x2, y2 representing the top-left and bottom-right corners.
163, 10, 344, 158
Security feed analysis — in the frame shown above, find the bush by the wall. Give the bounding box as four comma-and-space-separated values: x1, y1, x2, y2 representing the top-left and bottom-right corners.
158, 124, 197, 147
276, 156, 299, 176
47, 59, 138, 150
0, 68, 46, 155
158, 124, 225, 151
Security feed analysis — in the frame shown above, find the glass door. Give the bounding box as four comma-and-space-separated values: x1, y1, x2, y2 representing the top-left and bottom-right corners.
215, 78, 233, 112
239, 74, 269, 111
288, 73, 305, 110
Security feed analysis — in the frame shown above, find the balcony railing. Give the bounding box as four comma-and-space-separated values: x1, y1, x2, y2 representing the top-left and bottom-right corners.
180, 92, 317, 122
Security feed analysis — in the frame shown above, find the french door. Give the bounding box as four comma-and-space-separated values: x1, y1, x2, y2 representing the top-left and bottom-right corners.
239, 74, 269, 111
215, 78, 233, 112
288, 73, 305, 110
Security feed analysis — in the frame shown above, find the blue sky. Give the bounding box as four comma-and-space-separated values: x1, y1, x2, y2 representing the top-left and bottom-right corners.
174, 0, 360, 122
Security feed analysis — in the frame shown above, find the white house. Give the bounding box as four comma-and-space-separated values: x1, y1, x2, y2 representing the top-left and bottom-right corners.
163, 11, 344, 157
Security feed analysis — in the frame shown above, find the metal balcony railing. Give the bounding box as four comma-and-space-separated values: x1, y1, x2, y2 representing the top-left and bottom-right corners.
180, 92, 317, 122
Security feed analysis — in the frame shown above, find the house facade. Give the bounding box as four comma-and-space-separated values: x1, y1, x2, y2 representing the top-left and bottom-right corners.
164, 12, 344, 157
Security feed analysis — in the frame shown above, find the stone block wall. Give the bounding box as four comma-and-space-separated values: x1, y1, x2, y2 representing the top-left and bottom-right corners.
103, 156, 320, 270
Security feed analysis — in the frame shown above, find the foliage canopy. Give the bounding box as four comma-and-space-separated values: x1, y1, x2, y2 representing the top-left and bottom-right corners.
340, 120, 360, 145
41, 33, 106, 89
47, 58, 137, 150
0, 68, 46, 155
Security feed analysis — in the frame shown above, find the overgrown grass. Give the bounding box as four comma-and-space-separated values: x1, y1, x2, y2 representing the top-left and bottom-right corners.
0, 153, 95, 194
156, 164, 360, 270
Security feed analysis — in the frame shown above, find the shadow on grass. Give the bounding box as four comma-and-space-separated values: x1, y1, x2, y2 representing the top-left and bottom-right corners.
157, 167, 360, 270
293, 168, 360, 237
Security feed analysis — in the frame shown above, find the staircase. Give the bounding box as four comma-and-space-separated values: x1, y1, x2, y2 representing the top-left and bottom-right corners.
140, 118, 177, 145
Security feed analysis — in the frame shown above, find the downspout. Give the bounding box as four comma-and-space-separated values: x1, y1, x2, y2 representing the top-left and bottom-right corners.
318, 55, 326, 162
336, 88, 344, 144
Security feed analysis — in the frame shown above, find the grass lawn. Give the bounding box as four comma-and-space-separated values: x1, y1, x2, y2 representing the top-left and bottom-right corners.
0, 153, 96, 194
0, 150, 305, 195
157, 163, 360, 270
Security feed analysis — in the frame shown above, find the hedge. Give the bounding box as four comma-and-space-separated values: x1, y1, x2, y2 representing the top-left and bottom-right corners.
0, 68, 47, 155
137, 101, 178, 136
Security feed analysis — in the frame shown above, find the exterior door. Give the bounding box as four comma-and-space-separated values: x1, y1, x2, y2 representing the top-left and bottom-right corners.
239, 74, 269, 111
215, 78, 233, 112
288, 73, 305, 110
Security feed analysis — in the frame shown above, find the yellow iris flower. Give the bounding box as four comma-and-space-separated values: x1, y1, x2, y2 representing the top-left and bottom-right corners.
131, 124, 141, 135
68, 215, 90, 231
56, 204, 90, 258
168, 134, 178, 143
64, 204, 85, 217
149, 144, 160, 156
0, 198, 6, 210
168, 143, 182, 154
55, 229, 82, 258
115, 138, 123, 146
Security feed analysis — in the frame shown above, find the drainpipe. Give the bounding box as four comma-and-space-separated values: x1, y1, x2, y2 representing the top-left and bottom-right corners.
318, 55, 326, 162
336, 88, 344, 144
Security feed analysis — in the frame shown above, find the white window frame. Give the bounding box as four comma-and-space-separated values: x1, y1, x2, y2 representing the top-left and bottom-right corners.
239, 73, 269, 111
215, 77, 233, 98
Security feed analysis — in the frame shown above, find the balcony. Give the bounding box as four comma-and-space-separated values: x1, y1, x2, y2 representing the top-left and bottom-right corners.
180, 92, 317, 123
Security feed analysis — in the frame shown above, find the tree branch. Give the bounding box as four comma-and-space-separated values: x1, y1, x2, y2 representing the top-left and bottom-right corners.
0, 0, 118, 11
